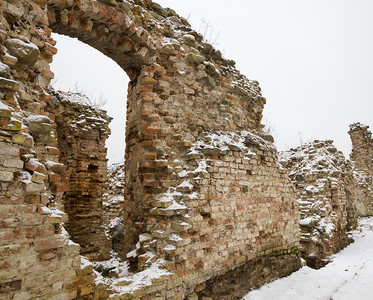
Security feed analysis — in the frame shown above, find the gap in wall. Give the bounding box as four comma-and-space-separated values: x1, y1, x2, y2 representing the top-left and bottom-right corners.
50, 33, 129, 165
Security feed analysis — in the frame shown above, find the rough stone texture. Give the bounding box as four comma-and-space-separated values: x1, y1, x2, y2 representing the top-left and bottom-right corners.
47, 90, 112, 260
0, 0, 301, 298
349, 123, 373, 216
103, 162, 125, 255
280, 139, 368, 269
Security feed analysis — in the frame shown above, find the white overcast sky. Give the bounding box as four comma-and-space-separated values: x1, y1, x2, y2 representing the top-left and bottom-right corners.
50, 0, 373, 164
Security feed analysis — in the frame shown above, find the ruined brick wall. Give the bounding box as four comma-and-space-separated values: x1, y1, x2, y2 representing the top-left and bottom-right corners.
47, 90, 112, 260
103, 162, 125, 255
0, 0, 301, 298
349, 123, 373, 175
349, 123, 373, 216
0, 2, 99, 298
280, 140, 357, 268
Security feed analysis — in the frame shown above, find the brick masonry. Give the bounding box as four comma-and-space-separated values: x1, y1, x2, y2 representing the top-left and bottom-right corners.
0, 0, 369, 299
47, 90, 112, 260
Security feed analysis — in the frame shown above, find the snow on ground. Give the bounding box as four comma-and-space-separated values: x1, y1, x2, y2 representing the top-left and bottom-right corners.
243, 217, 373, 300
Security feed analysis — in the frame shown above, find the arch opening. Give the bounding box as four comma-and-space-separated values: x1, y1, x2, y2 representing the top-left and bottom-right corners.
48, 33, 132, 261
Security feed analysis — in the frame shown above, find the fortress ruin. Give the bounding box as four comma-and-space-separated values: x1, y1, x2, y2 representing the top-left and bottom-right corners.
0, 0, 372, 299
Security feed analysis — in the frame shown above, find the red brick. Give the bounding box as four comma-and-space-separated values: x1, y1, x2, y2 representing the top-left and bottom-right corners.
37, 224, 55, 237
30, 2, 44, 15
24, 194, 41, 204
17, 205, 37, 215
49, 174, 61, 183
34, 237, 65, 251
14, 227, 35, 239
39, 251, 55, 261
143, 77, 157, 85
45, 147, 60, 155
51, 183, 68, 192
118, 12, 126, 26
20, 215, 43, 226
42, 69, 54, 79
145, 128, 160, 134
105, 5, 115, 20
0, 205, 14, 217
144, 180, 157, 187
0, 230, 13, 243
144, 154, 155, 160
47, 269, 75, 284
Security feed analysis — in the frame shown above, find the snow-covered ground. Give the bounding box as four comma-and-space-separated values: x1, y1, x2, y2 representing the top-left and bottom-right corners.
243, 217, 373, 300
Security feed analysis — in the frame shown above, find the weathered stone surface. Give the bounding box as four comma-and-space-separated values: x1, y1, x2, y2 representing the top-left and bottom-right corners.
24, 115, 52, 134
0, 170, 14, 182
0, 102, 12, 119
5, 38, 40, 66
0, 77, 18, 91
0, 62, 11, 78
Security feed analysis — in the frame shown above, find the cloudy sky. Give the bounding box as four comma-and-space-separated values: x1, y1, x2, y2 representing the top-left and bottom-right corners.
51, 0, 373, 163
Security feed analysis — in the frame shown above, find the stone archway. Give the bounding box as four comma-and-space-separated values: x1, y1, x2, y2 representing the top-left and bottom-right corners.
0, 0, 301, 298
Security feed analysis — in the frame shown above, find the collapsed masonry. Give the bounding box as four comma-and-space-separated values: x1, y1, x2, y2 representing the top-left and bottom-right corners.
0, 0, 372, 299
280, 134, 373, 269
103, 162, 125, 255
48, 90, 113, 261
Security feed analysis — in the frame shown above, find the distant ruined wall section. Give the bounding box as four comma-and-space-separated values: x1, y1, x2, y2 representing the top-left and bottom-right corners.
281, 133, 373, 269
280, 140, 357, 269
48, 90, 112, 260
349, 123, 373, 216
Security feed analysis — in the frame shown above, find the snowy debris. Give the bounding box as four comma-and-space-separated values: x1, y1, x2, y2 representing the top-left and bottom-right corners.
92, 251, 129, 278
169, 234, 183, 242
94, 258, 171, 296
157, 187, 187, 210
80, 256, 93, 269
280, 140, 349, 240
108, 217, 122, 230
189, 131, 261, 160
39, 206, 67, 218
163, 244, 176, 251
243, 217, 373, 300
55, 91, 92, 106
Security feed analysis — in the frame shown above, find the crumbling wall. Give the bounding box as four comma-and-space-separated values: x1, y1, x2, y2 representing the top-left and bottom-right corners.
280, 140, 357, 268
103, 162, 125, 255
0, 2, 101, 298
0, 0, 301, 299
47, 90, 112, 260
349, 123, 373, 216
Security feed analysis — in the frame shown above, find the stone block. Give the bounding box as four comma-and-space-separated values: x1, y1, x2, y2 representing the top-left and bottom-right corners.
24, 182, 45, 194
0, 102, 11, 118
34, 237, 65, 251
3, 158, 24, 169
0, 77, 18, 91
5, 39, 40, 66
24, 115, 52, 134
31, 171, 46, 184
0, 171, 13, 182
